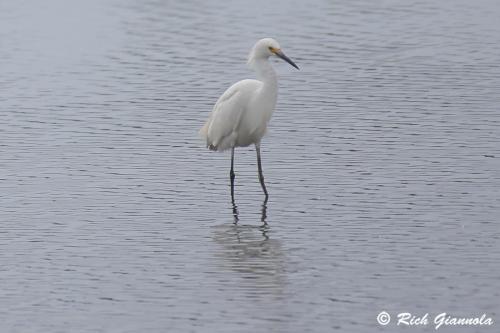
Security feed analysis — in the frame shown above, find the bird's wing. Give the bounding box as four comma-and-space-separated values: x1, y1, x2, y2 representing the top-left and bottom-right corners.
203, 80, 259, 150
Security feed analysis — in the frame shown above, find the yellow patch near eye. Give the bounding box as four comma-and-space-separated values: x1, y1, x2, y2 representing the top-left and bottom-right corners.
269, 47, 280, 53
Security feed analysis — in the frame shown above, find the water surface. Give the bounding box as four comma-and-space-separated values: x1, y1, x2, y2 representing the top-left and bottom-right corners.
1, 0, 499, 332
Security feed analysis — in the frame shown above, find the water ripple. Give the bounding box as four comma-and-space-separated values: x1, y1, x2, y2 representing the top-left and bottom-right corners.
1, 0, 499, 331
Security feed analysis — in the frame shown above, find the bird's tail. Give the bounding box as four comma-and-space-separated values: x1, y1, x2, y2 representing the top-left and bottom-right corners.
199, 121, 218, 150
199, 121, 209, 139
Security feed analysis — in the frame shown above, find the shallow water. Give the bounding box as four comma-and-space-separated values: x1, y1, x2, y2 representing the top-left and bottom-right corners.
1, 0, 499, 332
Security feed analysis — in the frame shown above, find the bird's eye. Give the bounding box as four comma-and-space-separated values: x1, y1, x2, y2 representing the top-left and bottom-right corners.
268, 46, 273, 51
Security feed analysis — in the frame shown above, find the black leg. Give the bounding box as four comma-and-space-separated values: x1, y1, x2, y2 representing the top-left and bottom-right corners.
255, 143, 269, 198
230, 147, 235, 200
230, 147, 239, 223
231, 198, 239, 224
261, 195, 268, 224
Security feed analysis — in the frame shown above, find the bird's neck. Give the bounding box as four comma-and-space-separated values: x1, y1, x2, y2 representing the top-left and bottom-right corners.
252, 58, 277, 87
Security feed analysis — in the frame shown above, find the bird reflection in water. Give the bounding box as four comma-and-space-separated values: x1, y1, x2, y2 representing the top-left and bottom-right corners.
211, 220, 285, 297
230, 182, 268, 225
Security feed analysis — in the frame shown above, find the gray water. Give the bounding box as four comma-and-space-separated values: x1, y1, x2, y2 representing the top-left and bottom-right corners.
1, 0, 500, 332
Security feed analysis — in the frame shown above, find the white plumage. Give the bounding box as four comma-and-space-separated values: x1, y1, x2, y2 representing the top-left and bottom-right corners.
200, 79, 264, 151
199, 38, 298, 198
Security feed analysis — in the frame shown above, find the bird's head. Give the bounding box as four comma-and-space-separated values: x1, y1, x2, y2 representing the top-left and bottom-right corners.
248, 38, 299, 70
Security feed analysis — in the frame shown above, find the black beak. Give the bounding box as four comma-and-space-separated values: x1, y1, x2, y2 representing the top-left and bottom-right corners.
275, 50, 299, 70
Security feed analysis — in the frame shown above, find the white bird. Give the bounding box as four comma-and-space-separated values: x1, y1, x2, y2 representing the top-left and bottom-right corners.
199, 38, 299, 198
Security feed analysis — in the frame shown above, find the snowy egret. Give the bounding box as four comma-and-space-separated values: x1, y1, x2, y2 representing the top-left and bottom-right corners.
199, 38, 299, 199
